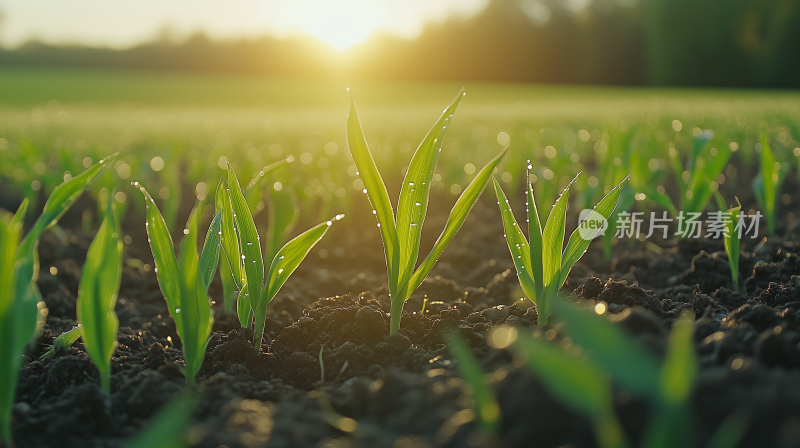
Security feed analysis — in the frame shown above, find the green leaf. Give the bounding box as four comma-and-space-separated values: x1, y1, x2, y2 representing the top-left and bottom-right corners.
346, 96, 400, 294
40, 326, 83, 359
759, 132, 777, 235
511, 331, 627, 448
541, 174, 578, 286
449, 332, 500, 435
237, 284, 253, 329
660, 312, 697, 404
265, 217, 340, 302
396, 89, 465, 286
227, 163, 264, 322
198, 210, 222, 292
707, 409, 749, 448
215, 179, 245, 291
527, 168, 544, 297
244, 159, 290, 212
177, 203, 213, 383
557, 176, 628, 289
723, 198, 742, 292
492, 177, 537, 302
552, 300, 661, 399
18, 153, 117, 257
125, 389, 200, 448
0, 199, 27, 318
77, 193, 123, 392
409, 147, 507, 295
136, 183, 182, 331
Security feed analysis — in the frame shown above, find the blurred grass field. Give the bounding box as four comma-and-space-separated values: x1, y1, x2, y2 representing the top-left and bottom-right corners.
1, 66, 799, 231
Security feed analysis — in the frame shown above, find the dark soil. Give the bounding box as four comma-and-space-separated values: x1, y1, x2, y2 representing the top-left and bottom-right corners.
4, 171, 800, 448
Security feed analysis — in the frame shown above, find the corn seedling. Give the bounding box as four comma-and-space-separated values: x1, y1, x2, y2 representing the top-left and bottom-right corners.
347, 89, 507, 334
448, 333, 501, 435
125, 389, 200, 448
216, 163, 341, 349
136, 183, 222, 383
716, 195, 742, 292
493, 168, 628, 325
1, 154, 115, 446
218, 160, 292, 314
496, 303, 746, 448
40, 326, 83, 359
633, 133, 731, 220
752, 133, 788, 236
76, 194, 123, 392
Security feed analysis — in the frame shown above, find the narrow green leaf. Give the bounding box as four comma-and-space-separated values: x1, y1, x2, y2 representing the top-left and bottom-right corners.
723, 198, 742, 292
136, 183, 182, 330
215, 179, 245, 290
125, 389, 200, 448
244, 159, 289, 211
707, 409, 749, 448
449, 332, 500, 435
0, 199, 27, 318
541, 174, 579, 285
660, 312, 697, 404
552, 300, 661, 399
199, 210, 222, 292
527, 166, 544, 297
227, 163, 264, 320
40, 326, 83, 359
265, 217, 340, 303
346, 96, 400, 293
557, 176, 628, 289
759, 132, 777, 235
237, 284, 252, 329
177, 203, 213, 383
396, 89, 465, 286
77, 193, 122, 392
409, 147, 507, 294
492, 177, 537, 302
18, 153, 117, 257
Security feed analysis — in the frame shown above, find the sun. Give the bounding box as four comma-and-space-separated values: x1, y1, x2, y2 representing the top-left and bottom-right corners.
271, 0, 392, 50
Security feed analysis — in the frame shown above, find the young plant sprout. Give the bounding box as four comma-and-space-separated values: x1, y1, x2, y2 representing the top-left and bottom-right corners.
40, 326, 83, 359
346, 89, 507, 334
716, 195, 742, 292
632, 133, 731, 221
216, 163, 342, 349
218, 159, 293, 314
136, 183, 222, 383
752, 133, 787, 236
449, 333, 501, 435
493, 166, 628, 325
76, 194, 123, 392
1, 154, 115, 446
495, 302, 747, 448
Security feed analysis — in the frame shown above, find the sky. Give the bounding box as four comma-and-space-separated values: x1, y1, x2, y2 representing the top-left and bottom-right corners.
0, 0, 489, 50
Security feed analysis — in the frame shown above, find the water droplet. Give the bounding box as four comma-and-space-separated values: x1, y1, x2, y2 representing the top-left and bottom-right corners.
411, 223, 417, 226
246, 242, 253, 246
175, 308, 181, 314
327, 221, 332, 226
372, 210, 377, 215
278, 268, 284, 274
279, 255, 285, 260
377, 223, 381, 227
362, 188, 368, 194
415, 202, 421, 206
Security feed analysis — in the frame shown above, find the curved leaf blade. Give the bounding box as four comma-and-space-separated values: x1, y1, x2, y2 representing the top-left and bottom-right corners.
493, 177, 537, 302
396, 89, 465, 285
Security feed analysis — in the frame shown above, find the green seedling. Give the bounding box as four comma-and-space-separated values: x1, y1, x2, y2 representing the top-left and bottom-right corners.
136, 183, 222, 383
216, 163, 341, 349
448, 333, 501, 435
633, 133, 731, 220
493, 168, 628, 325
715, 195, 742, 292
498, 300, 746, 448
219, 160, 293, 314
76, 194, 123, 392
40, 326, 83, 359
347, 89, 507, 334
507, 329, 627, 448
1, 154, 115, 447
125, 389, 200, 448
752, 133, 788, 236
